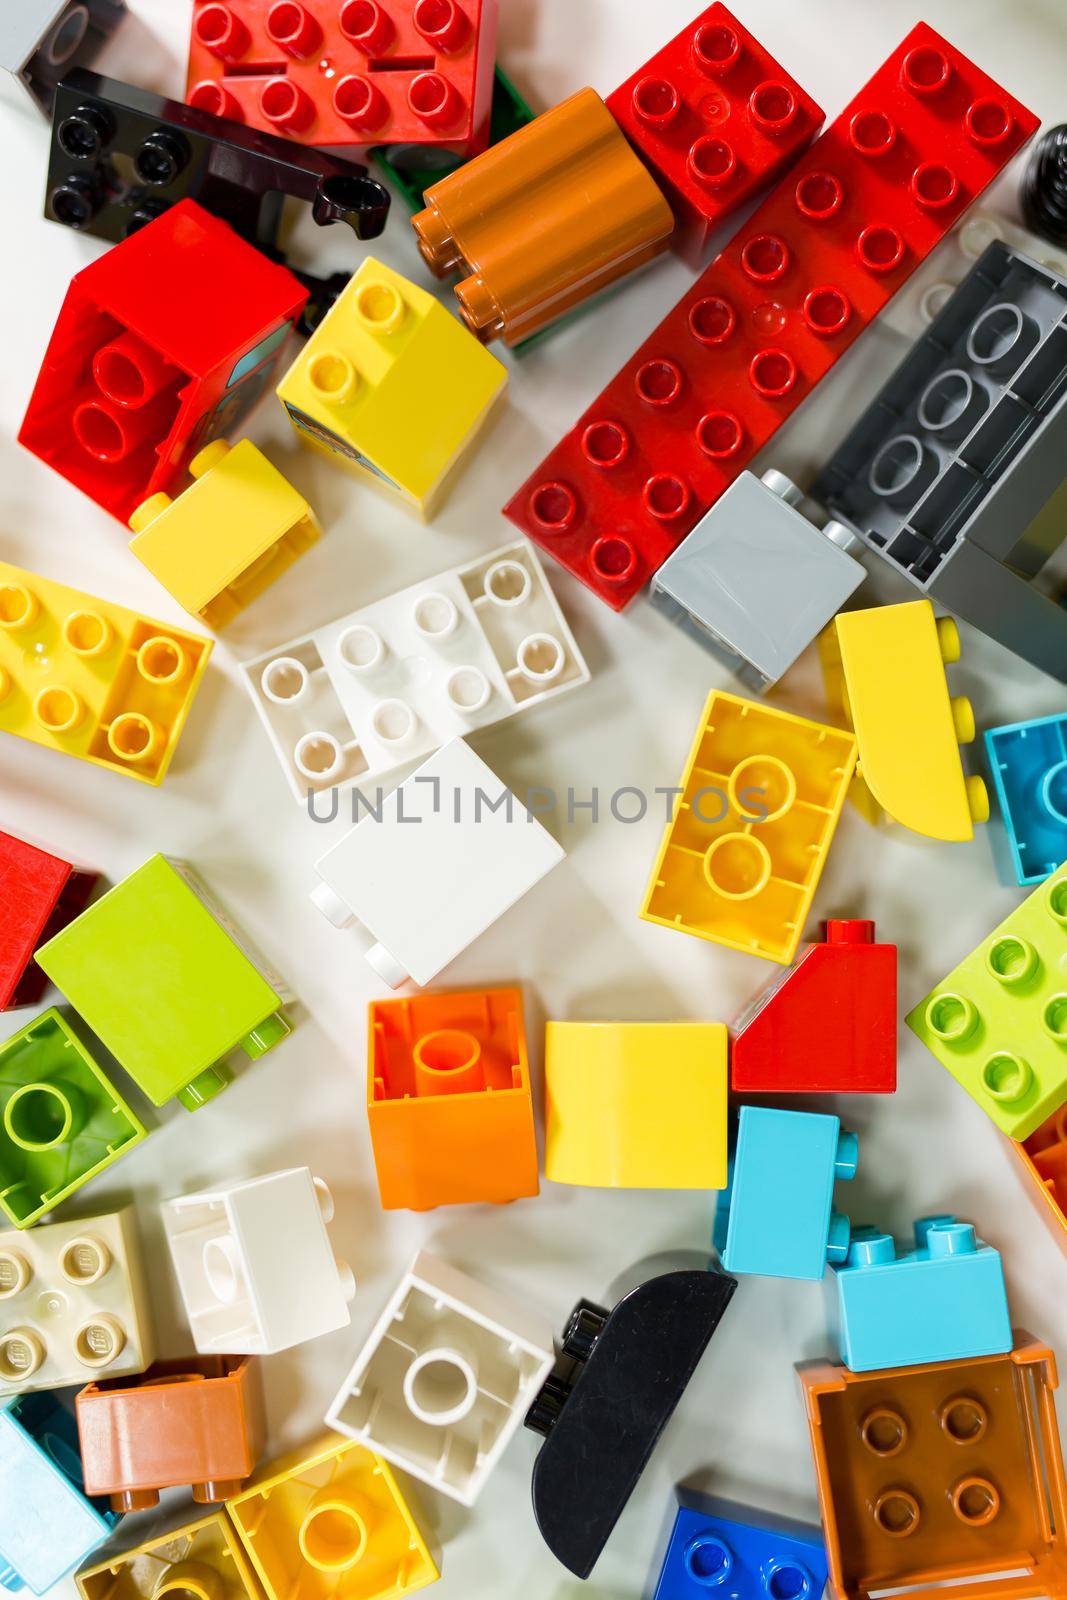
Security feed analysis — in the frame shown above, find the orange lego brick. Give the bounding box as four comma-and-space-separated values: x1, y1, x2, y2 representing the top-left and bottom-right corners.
412, 87, 675, 346
367, 988, 538, 1211
76, 1355, 265, 1513
797, 1333, 1067, 1600
1010, 1107, 1067, 1252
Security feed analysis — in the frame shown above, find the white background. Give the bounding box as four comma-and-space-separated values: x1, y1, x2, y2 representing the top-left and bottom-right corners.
2, 2, 1067, 1597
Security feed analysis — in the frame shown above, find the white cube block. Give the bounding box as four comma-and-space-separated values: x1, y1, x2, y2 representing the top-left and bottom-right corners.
310, 738, 565, 987
0, 1208, 155, 1395
243, 540, 589, 802
325, 1249, 555, 1506
161, 1168, 355, 1356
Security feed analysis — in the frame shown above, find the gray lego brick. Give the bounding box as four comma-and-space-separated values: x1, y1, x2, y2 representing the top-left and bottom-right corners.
0, 1, 126, 114
650, 471, 866, 693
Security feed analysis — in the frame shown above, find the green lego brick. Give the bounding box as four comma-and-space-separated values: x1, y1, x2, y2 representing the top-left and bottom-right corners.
0, 1008, 147, 1229
907, 864, 1067, 1139
373, 68, 536, 213
36, 856, 292, 1114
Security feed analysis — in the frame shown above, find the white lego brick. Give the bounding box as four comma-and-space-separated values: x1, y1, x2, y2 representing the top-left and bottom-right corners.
242, 540, 589, 803
0, 1208, 155, 1395
881, 209, 1067, 339
651, 471, 866, 692
0, 1, 126, 114
310, 738, 565, 987
325, 1249, 555, 1506
161, 1168, 355, 1356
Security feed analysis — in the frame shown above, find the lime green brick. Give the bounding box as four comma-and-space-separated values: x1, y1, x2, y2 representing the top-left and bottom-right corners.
907, 865, 1067, 1139
36, 856, 292, 1113
0, 1008, 147, 1228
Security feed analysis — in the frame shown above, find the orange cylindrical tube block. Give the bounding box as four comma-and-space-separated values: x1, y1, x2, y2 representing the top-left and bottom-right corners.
412, 87, 675, 346
76, 1356, 265, 1513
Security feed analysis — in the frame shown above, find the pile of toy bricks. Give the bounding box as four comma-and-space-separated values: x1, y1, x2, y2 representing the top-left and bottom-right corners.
3, 2, 1067, 1599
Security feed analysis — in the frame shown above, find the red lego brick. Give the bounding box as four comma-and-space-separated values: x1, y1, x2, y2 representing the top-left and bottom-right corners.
0, 832, 98, 1012
606, 4, 824, 264
731, 919, 897, 1094
19, 200, 308, 525
504, 23, 1039, 611
186, 0, 498, 156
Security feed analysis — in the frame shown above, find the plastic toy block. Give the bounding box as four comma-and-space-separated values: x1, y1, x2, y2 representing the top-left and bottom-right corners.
731, 920, 897, 1095
77, 1506, 262, 1600
326, 1249, 555, 1506
47, 69, 390, 249
277, 257, 505, 516
0, 1207, 154, 1395
162, 1169, 355, 1355
526, 1266, 737, 1579
715, 1107, 858, 1280
36, 854, 294, 1114
0, 1008, 147, 1229
129, 440, 321, 629
0, 1, 125, 115
813, 241, 1067, 684
0, 832, 97, 1011
650, 471, 866, 692
605, 4, 824, 264
651, 1491, 829, 1600
1023, 124, 1067, 249
0, 561, 212, 785
544, 1021, 728, 1189
19, 200, 308, 525
819, 601, 988, 841
227, 1433, 439, 1600
244, 541, 588, 802
830, 1214, 1011, 1372
368, 988, 538, 1211
186, 0, 498, 157
374, 66, 534, 213
1012, 1105, 1067, 1253
985, 714, 1067, 886
880, 209, 1067, 340
0, 1392, 117, 1593
77, 1354, 266, 1513
310, 739, 565, 988
640, 690, 858, 966
504, 25, 1040, 610
412, 87, 676, 347
906, 862, 1067, 1141
797, 1333, 1067, 1600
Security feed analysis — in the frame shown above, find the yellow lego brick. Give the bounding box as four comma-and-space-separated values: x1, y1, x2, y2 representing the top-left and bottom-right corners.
276, 258, 506, 516
129, 440, 321, 629
545, 1021, 728, 1189
0, 561, 211, 785
641, 690, 857, 966
227, 1433, 438, 1600
818, 599, 989, 842
78, 1506, 264, 1600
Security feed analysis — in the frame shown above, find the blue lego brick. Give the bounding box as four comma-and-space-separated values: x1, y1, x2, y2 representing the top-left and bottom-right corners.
652, 1491, 829, 1600
985, 715, 1067, 886
0, 1393, 117, 1593
713, 1107, 857, 1281
830, 1214, 1012, 1373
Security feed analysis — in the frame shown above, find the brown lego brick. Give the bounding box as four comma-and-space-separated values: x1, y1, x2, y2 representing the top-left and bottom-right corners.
76, 1355, 266, 1513
797, 1333, 1067, 1600
412, 87, 675, 346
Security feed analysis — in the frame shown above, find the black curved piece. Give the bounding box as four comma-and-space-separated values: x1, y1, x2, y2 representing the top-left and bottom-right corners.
526, 1266, 738, 1580
46, 69, 390, 250
1021, 124, 1067, 249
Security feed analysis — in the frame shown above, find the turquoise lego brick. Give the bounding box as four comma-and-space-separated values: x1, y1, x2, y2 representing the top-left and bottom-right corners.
830, 1214, 1012, 1373
0, 1392, 117, 1593
652, 1491, 829, 1600
713, 1107, 858, 1281
985, 715, 1067, 886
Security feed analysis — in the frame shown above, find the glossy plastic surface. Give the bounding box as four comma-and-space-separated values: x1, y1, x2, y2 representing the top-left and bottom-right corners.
0, 832, 96, 1011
